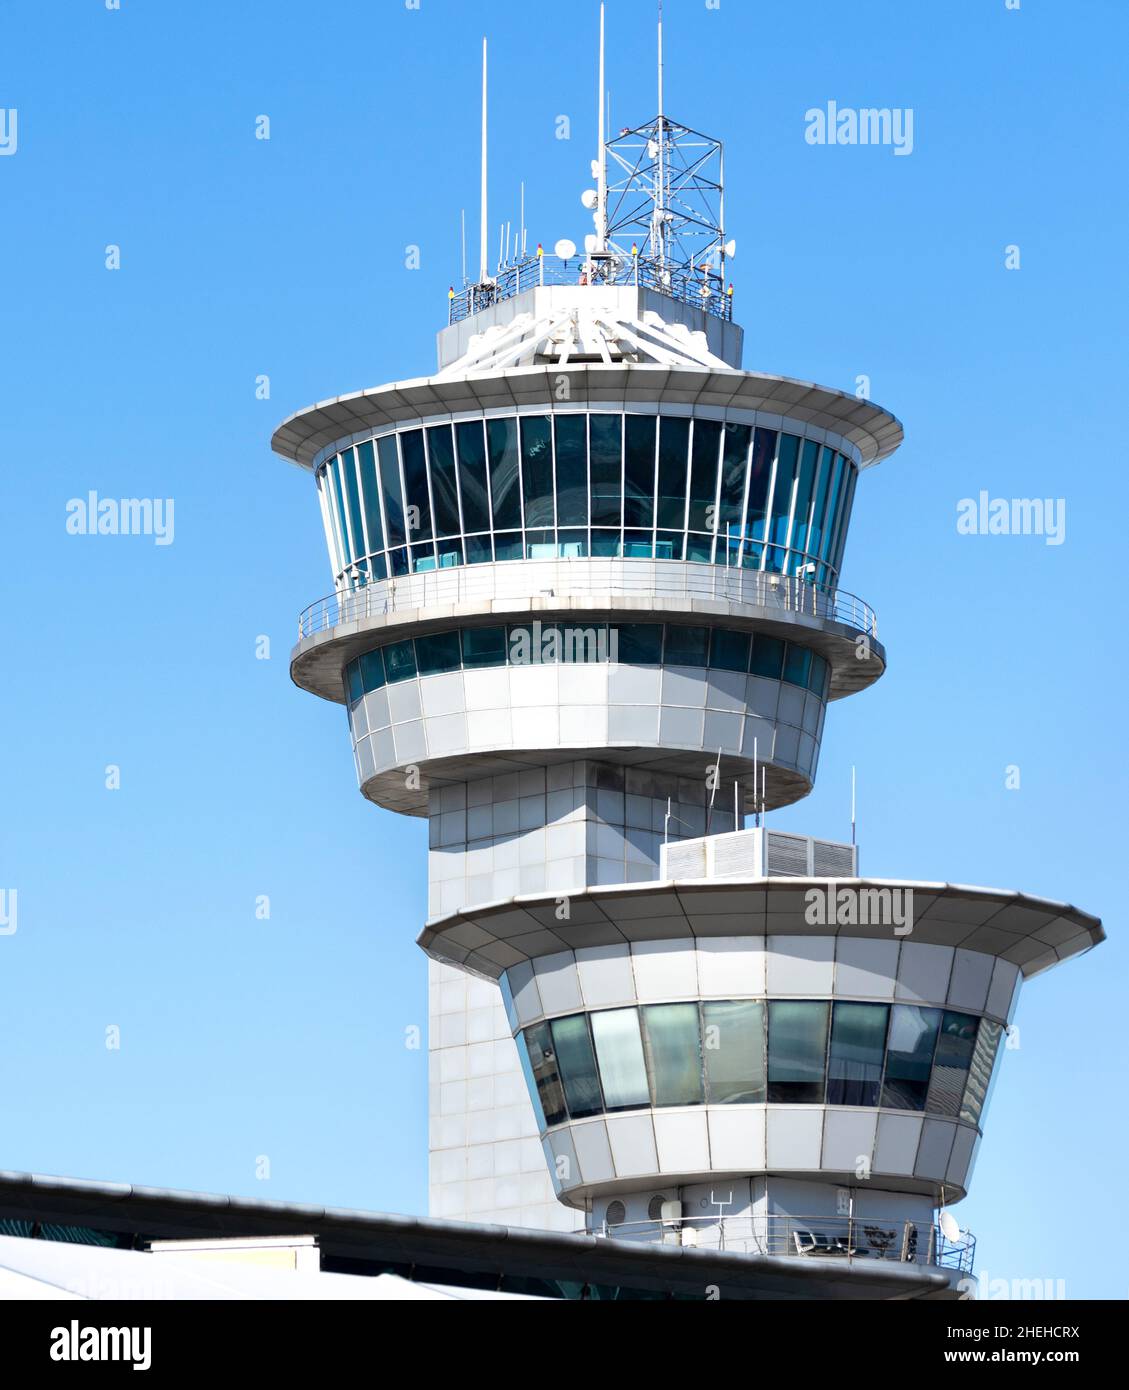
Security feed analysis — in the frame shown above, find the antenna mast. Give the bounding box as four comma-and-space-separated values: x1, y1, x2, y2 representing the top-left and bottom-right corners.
656, 0, 666, 271
479, 38, 489, 282
596, 3, 608, 253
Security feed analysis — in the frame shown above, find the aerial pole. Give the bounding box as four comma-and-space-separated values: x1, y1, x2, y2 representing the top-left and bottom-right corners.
479, 38, 489, 282
596, 3, 608, 254
656, 0, 667, 271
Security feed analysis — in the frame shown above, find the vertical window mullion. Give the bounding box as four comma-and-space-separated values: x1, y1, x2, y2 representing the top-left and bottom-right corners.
709, 420, 725, 564
759, 439, 781, 573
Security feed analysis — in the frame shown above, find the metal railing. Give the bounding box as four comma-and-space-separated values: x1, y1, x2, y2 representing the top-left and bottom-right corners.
590, 1213, 975, 1275
296, 563, 878, 642
448, 252, 734, 325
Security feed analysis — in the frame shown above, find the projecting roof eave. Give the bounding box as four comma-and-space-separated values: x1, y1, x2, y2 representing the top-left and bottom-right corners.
0, 1172, 952, 1301
271, 365, 904, 471
416, 877, 1104, 982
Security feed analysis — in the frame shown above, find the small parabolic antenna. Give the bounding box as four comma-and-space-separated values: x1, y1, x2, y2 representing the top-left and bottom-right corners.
555, 238, 578, 261
581, 189, 599, 210
939, 1209, 961, 1242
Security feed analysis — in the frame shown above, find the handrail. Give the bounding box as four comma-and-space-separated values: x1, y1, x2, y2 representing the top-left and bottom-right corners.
587, 1212, 975, 1274
296, 563, 878, 643
448, 252, 734, 326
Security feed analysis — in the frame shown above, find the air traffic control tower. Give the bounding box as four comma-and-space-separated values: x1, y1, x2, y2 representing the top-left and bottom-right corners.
273, 13, 1103, 1298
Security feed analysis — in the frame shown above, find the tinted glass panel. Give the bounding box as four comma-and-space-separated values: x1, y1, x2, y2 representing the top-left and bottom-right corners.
356, 441, 385, 554
768, 433, 800, 558
339, 449, 365, 561
830, 462, 858, 574
377, 435, 406, 547
590, 1009, 650, 1112
818, 453, 846, 564
703, 1000, 765, 1103
382, 639, 417, 683
455, 422, 491, 533
710, 628, 751, 673
718, 423, 751, 562
346, 662, 363, 703
359, 649, 385, 691
657, 417, 690, 529
790, 439, 820, 557
416, 631, 462, 676
881, 1006, 941, 1111
427, 426, 461, 538
589, 414, 622, 526
487, 418, 522, 530
400, 430, 432, 542
767, 1001, 828, 1103
555, 415, 588, 527
750, 635, 785, 679
961, 1019, 1003, 1127
743, 427, 777, 547
807, 446, 834, 560
926, 1011, 979, 1117
325, 460, 351, 569
808, 654, 829, 698
523, 1022, 566, 1127
520, 416, 554, 528
664, 625, 709, 668
783, 645, 812, 688
623, 415, 657, 527
550, 1014, 603, 1119
642, 1003, 704, 1107
688, 419, 722, 532
828, 1003, 889, 1107
616, 623, 663, 664
461, 626, 507, 668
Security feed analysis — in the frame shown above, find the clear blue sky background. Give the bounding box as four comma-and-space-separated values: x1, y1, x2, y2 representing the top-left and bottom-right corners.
1, 0, 1125, 1297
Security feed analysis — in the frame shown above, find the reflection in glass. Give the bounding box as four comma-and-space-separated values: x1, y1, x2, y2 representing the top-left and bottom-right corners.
455, 421, 491, 533
703, 1000, 765, 1103
624, 415, 657, 528
881, 1006, 941, 1111
377, 436, 406, 548
521, 416, 554, 529
400, 430, 433, 542
550, 1014, 603, 1119
357, 441, 385, 555
555, 414, 588, 527
926, 1011, 979, 1117
688, 419, 722, 533
427, 426, 461, 538
960, 1019, 1002, 1127
487, 418, 522, 530
828, 1002, 889, 1106
642, 1003, 704, 1107
523, 1022, 566, 1127
657, 417, 690, 529
768, 1001, 829, 1103
589, 414, 622, 526
590, 1009, 650, 1112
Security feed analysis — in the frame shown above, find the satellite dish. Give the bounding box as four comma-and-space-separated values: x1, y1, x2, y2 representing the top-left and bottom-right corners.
724, 239, 737, 258
584, 234, 598, 254
590, 159, 601, 180
647, 140, 659, 159
939, 1210, 961, 1242
554, 238, 577, 261
581, 189, 599, 210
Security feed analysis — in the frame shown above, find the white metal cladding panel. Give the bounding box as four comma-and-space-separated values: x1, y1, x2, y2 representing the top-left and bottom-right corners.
895, 942, 955, 1004
575, 944, 637, 1009
696, 938, 768, 996
654, 1111, 711, 1173
873, 1113, 925, 1177
820, 1110, 878, 1172
985, 958, 1020, 1021
834, 937, 899, 997
706, 1107, 766, 1171
947, 949, 994, 1012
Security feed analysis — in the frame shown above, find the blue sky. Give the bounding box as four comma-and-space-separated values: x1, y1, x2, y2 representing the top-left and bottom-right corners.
1, 0, 1125, 1297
